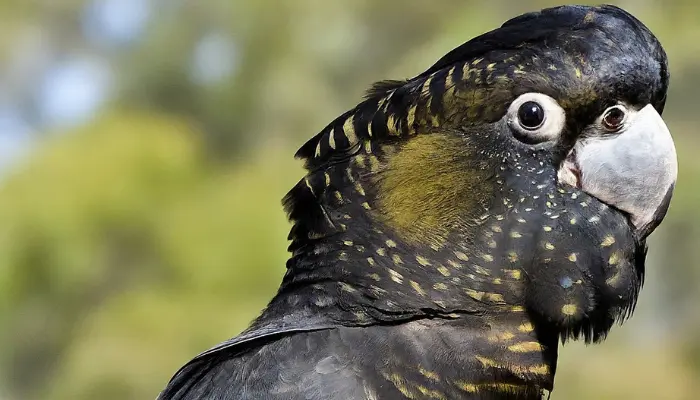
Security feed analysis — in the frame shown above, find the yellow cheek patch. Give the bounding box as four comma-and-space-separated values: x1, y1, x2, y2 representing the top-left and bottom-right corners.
372, 134, 493, 248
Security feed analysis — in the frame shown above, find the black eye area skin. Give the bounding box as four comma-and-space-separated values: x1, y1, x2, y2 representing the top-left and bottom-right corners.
602, 106, 627, 132
518, 101, 546, 130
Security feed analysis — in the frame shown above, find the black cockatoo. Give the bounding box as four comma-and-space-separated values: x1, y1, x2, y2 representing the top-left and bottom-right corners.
158, 5, 677, 399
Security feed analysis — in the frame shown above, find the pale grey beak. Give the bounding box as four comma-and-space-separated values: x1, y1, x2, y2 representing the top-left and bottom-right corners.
558, 104, 677, 238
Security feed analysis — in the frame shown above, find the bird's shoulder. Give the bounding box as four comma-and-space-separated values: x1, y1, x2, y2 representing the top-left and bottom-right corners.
158, 318, 548, 400
158, 326, 388, 400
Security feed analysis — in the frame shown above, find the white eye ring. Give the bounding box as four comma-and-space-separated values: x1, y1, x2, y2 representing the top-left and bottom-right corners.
507, 93, 566, 144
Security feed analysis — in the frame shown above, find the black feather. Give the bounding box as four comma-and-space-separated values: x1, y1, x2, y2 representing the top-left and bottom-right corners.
363, 79, 409, 99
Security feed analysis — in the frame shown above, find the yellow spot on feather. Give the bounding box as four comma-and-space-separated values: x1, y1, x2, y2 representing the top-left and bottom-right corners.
562, 304, 578, 316
354, 182, 366, 196
475, 355, 498, 368
465, 289, 484, 301
368, 154, 380, 173
504, 269, 521, 279
445, 66, 456, 88
601, 235, 616, 247
343, 115, 357, 144
339, 282, 356, 293
387, 114, 398, 136
528, 365, 550, 375
507, 251, 518, 263
416, 255, 431, 266
410, 280, 426, 296
406, 104, 417, 133
328, 129, 336, 149
606, 271, 622, 286
508, 342, 544, 353
385, 373, 415, 398
419, 367, 440, 382
417, 385, 445, 399
304, 177, 315, 196
474, 356, 549, 376
389, 269, 403, 284
609, 251, 622, 265
353, 154, 366, 168
473, 265, 491, 276
457, 382, 526, 394
466, 289, 504, 303
488, 331, 515, 342
487, 293, 505, 303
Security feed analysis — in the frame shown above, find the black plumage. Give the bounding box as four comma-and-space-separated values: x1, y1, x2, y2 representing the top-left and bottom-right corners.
158, 5, 671, 399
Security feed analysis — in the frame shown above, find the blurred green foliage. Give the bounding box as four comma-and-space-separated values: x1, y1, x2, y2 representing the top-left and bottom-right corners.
0, 1, 699, 399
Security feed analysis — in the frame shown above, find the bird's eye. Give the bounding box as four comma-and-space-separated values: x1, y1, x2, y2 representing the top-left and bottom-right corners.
602, 105, 627, 132
507, 93, 566, 145
518, 101, 546, 130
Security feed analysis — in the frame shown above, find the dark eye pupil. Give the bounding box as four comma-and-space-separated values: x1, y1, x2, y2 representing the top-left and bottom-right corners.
603, 107, 625, 130
518, 101, 545, 129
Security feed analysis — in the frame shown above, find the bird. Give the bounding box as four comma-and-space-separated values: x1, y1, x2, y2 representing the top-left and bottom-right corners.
158, 5, 677, 399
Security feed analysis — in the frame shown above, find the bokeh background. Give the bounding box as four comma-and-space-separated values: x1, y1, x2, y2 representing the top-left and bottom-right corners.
0, 1, 698, 399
